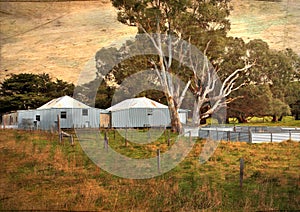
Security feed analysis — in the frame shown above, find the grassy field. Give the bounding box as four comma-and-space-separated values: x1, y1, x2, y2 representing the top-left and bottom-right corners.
0, 129, 299, 211
209, 116, 300, 127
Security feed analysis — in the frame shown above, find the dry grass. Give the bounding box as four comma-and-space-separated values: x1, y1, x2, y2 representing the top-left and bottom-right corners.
0, 0, 137, 84
1, 0, 299, 84
0, 129, 299, 210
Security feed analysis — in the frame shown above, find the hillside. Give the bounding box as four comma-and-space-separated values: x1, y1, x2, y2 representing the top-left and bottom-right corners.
0, 0, 299, 84
229, 0, 300, 53
0, 0, 137, 84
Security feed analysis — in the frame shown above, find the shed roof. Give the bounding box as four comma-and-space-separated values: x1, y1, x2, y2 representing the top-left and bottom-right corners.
37, 96, 90, 109
107, 97, 168, 112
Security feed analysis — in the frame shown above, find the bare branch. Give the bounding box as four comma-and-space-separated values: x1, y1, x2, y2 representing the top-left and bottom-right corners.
178, 80, 191, 108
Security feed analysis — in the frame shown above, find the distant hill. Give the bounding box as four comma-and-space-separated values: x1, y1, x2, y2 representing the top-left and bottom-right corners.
229, 0, 300, 54
0, 0, 299, 84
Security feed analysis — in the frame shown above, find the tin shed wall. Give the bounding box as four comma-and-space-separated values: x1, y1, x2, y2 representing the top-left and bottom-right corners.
2, 112, 18, 127
111, 108, 171, 128
148, 108, 171, 127
18, 110, 37, 129
178, 111, 187, 124
37, 108, 101, 130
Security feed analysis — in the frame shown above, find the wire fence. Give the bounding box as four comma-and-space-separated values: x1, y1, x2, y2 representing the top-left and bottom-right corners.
196, 126, 300, 143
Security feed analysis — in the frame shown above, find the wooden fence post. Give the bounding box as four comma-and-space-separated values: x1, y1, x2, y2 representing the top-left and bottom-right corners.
240, 158, 244, 189
148, 127, 151, 140
166, 127, 170, 146
57, 115, 62, 143
270, 132, 273, 143
157, 149, 161, 173
70, 135, 74, 146
104, 131, 108, 152
125, 127, 128, 147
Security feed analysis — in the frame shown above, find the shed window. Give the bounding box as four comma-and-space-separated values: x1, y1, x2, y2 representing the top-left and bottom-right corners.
82, 109, 88, 116
36, 115, 40, 121
61, 111, 67, 119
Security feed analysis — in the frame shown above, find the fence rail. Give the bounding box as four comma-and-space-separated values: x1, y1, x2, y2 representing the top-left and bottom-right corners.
196, 126, 300, 143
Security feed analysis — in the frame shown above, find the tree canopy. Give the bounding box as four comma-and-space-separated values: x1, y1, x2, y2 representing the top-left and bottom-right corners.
108, 0, 300, 125
0, 73, 74, 114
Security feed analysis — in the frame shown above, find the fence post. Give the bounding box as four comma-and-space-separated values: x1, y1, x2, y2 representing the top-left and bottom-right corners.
70, 135, 74, 146
240, 158, 244, 189
289, 131, 292, 140
270, 132, 273, 143
148, 127, 151, 140
227, 131, 231, 142
248, 129, 251, 143
167, 129, 171, 146
125, 127, 128, 147
189, 131, 192, 143
57, 115, 62, 143
104, 131, 108, 151
157, 149, 161, 173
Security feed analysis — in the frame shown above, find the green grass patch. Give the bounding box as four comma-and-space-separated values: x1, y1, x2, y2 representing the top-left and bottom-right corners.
227, 116, 300, 127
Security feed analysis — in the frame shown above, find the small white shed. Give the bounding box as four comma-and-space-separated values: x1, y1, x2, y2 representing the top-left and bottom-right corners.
106, 97, 188, 128
2, 96, 103, 130
34, 96, 102, 130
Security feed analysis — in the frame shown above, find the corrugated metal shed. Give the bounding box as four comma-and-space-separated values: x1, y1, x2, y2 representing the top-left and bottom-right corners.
34, 96, 101, 130
1, 96, 102, 130
32, 108, 101, 130
107, 97, 187, 128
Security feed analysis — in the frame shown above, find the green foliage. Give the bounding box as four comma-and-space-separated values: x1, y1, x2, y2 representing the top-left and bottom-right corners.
0, 73, 74, 114
228, 84, 292, 122
226, 39, 300, 121
108, 0, 300, 124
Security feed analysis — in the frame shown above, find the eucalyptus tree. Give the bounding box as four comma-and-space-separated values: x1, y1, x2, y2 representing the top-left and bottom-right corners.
109, 0, 254, 131
226, 39, 300, 122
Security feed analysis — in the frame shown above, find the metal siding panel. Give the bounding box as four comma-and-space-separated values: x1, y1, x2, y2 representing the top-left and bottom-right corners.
148, 108, 170, 127
112, 110, 129, 128
271, 133, 290, 142
251, 133, 272, 143
129, 108, 148, 127
291, 133, 300, 141
111, 108, 173, 128
18, 110, 36, 129
178, 111, 187, 124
